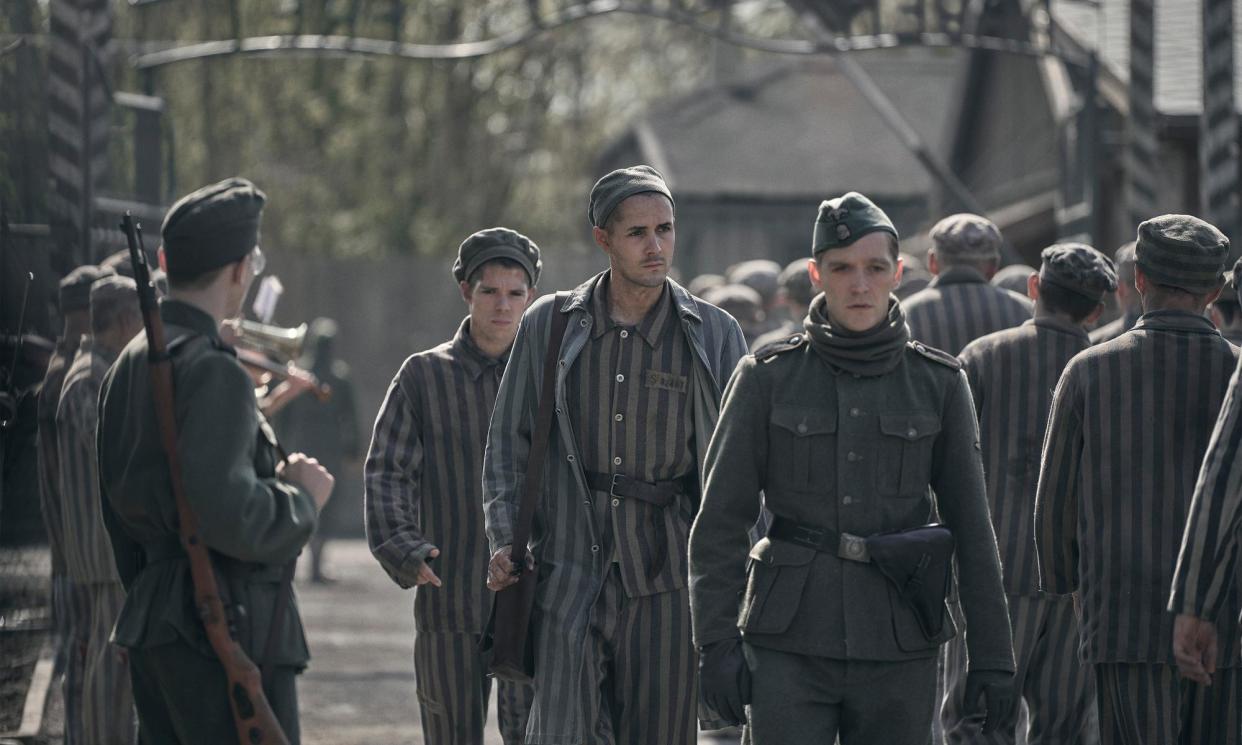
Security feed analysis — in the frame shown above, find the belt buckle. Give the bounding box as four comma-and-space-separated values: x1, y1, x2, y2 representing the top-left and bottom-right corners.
610, 473, 623, 499
793, 524, 822, 548
840, 533, 867, 561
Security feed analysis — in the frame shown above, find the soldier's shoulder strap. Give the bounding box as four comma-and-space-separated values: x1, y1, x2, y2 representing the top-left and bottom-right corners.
907, 340, 961, 371
755, 333, 807, 361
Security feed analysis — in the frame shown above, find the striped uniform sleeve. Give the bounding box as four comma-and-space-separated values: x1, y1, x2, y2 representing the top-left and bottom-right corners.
1034, 360, 1085, 595
364, 359, 434, 588
56, 376, 98, 572
1169, 355, 1242, 619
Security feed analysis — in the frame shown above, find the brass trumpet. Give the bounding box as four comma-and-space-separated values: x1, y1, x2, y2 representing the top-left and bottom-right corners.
227, 319, 307, 363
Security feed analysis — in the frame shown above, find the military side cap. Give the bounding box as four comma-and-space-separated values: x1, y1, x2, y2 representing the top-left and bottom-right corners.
59, 265, 113, 312
588, 165, 674, 228
1039, 243, 1117, 302
161, 177, 266, 279
452, 227, 542, 286
812, 192, 898, 256
930, 213, 1003, 261
779, 258, 815, 306
89, 275, 139, 320
728, 260, 782, 305
1135, 214, 1229, 293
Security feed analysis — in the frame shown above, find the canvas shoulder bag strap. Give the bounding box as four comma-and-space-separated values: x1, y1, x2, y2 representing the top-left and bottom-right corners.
508, 293, 571, 567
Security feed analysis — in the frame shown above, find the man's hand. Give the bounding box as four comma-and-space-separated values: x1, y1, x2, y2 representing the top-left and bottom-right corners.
698, 638, 751, 726
414, 548, 442, 588
965, 669, 1015, 735
1173, 613, 1218, 686
278, 452, 335, 511
487, 546, 534, 591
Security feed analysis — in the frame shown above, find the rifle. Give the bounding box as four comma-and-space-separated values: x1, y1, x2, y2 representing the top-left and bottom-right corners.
120, 213, 290, 745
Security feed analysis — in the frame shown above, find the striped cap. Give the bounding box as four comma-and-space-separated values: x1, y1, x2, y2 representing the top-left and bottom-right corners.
1135, 214, 1229, 293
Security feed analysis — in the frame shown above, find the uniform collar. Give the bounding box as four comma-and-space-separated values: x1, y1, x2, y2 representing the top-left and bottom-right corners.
1133, 309, 1221, 336
929, 265, 989, 288
587, 272, 674, 347
452, 317, 506, 379
159, 298, 221, 340
1028, 316, 1090, 341
561, 270, 702, 327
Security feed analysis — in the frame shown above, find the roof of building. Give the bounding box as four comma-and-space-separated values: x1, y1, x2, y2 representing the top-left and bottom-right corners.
598, 47, 968, 199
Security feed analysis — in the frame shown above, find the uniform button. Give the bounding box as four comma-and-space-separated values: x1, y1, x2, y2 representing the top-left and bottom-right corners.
567, 454, 575, 462
591, 544, 600, 553
907, 428, 918, 438
556, 407, 563, 414
847, 452, 860, 462
842, 495, 854, 505
796, 423, 808, 434
616, 373, 625, 383
613, 456, 622, 466
615, 413, 624, 422
584, 499, 591, 505
850, 407, 861, 417
579, 318, 589, 327
558, 360, 566, 368
620, 330, 629, 339
611, 498, 620, 507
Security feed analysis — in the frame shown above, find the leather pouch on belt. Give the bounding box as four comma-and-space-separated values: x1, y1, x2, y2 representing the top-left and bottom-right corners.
865, 524, 954, 641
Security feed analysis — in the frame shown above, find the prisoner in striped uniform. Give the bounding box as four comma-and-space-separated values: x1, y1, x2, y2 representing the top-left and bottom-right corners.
1208, 259, 1242, 345
903, 213, 1033, 355
37, 264, 110, 745
1090, 243, 1141, 345
484, 166, 747, 744
366, 228, 539, 745
1035, 215, 1242, 745
58, 276, 141, 744
943, 244, 1116, 744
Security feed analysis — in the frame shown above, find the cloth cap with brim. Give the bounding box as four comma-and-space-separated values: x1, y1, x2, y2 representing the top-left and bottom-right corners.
1135, 214, 1230, 294
779, 259, 816, 306
452, 227, 542, 286
588, 165, 674, 228
1039, 243, 1117, 302
728, 260, 782, 305
930, 213, 1003, 261
161, 177, 266, 279
59, 265, 114, 312
89, 275, 139, 320
812, 192, 898, 256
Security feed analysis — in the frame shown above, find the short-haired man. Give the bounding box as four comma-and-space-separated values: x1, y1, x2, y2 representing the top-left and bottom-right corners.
98, 178, 334, 743
688, 192, 1015, 742
57, 276, 143, 743
1035, 215, 1242, 745
365, 228, 539, 744
942, 245, 1117, 743
1089, 242, 1140, 344
750, 259, 816, 352
903, 213, 1033, 354
37, 263, 111, 745
484, 165, 747, 744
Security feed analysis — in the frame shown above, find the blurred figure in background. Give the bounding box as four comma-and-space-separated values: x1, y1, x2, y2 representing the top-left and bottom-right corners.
275, 317, 361, 584
1089, 243, 1140, 345
991, 263, 1038, 296
750, 259, 815, 352
1208, 258, 1242, 345
688, 273, 726, 298
895, 252, 932, 299
728, 259, 782, 337
703, 283, 766, 347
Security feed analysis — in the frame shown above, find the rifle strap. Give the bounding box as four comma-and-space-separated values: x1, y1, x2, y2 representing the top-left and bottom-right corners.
509, 294, 570, 567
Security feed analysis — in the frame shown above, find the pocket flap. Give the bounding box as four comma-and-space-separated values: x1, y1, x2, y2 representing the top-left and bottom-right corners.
771, 405, 837, 437
879, 413, 941, 441
748, 536, 818, 566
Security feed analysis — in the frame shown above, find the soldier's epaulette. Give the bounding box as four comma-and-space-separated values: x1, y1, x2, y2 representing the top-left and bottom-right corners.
907, 340, 960, 370
755, 333, 806, 361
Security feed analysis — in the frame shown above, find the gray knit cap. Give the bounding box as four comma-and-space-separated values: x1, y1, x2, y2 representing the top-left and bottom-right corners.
1135, 214, 1229, 293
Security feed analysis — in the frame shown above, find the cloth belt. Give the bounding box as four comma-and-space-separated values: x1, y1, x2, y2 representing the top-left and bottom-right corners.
584, 471, 696, 580
768, 515, 871, 563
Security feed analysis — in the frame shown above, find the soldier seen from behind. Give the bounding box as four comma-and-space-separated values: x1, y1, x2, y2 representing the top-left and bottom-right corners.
942, 244, 1116, 744
97, 178, 335, 744
1035, 215, 1242, 745
365, 228, 539, 744
688, 192, 1015, 743
903, 213, 1033, 354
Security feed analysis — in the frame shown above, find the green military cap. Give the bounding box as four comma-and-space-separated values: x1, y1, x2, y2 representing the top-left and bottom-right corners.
930, 213, 1003, 261
59, 264, 114, 312
1039, 243, 1118, 302
728, 260, 782, 306
1135, 214, 1229, 293
778, 258, 815, 306
452, 227, 542, 286
161, 177, 266, 279
89, 275, 139, 321
812, 192, 898, 256
588, 165, 674, 228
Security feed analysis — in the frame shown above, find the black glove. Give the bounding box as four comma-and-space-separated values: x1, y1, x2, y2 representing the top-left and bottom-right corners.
964, 669, 1016, 735
698, 638, 751, 725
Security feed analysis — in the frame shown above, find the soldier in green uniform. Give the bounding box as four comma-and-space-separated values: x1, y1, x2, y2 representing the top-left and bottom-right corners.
97, 178, 334, 744
688, 192, 1016, 743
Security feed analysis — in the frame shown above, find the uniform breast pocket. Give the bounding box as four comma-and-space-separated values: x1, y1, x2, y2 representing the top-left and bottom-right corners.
877, 413, 941, 497
768, 405, 837, 491
739, 537, 817, 635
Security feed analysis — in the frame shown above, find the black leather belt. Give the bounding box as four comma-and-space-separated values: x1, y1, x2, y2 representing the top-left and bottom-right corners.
768, 515, 871, 563
584, 471, 695, 507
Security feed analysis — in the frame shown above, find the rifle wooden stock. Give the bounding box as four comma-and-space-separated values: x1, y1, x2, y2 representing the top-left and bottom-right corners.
120, 213, 290, 745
